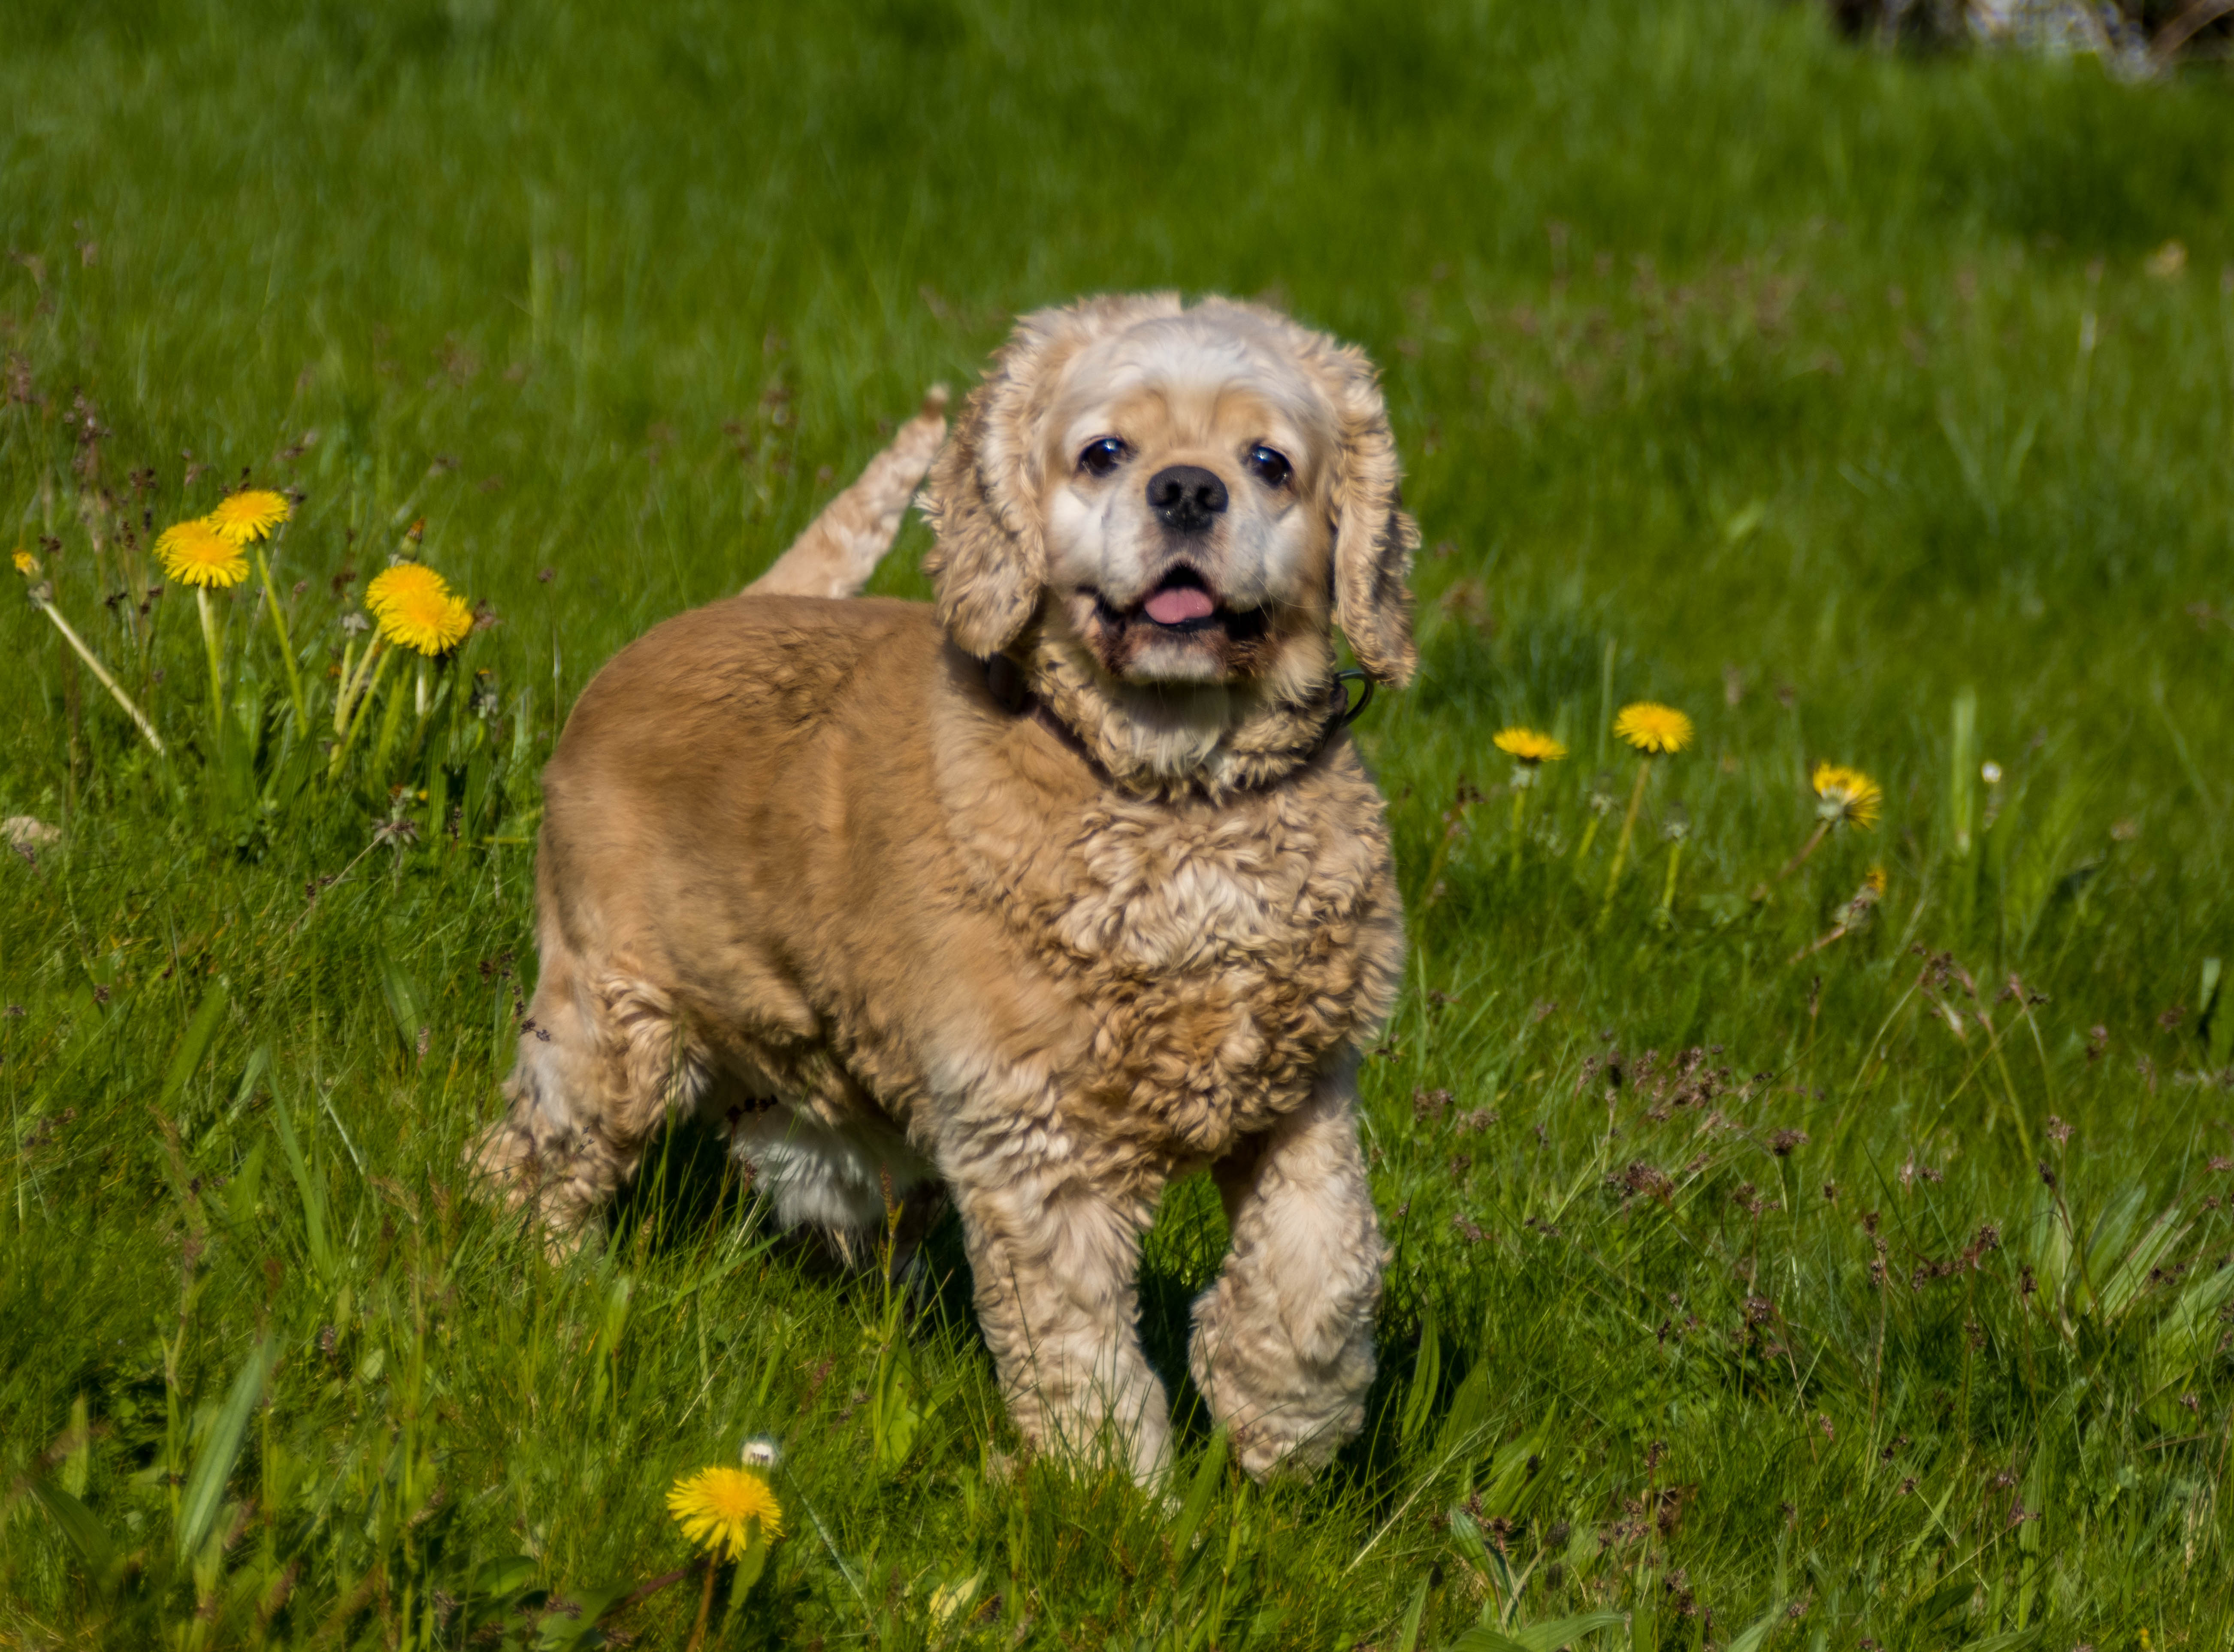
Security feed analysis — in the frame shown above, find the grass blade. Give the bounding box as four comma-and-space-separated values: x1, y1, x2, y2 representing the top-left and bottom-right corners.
32, 1480, 119, 1589
1452, 1611, 1629, 1652
1168, 1425, 1228, 1561
160, 980, 230, 1112
272, 1098, 336, 1284
1395, 1576, 1429, 1652
175, 1335, 270, 1567
1723, 1598, 1790, 1652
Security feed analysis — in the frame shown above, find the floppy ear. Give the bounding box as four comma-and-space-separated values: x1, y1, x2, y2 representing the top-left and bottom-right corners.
924, 294, 1186, 657
922, 357, 1045, 658
1323, 347, 1420, 687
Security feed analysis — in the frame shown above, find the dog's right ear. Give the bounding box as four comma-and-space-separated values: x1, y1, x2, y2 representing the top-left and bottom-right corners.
925, 295, 1183, 657
922, 321, 1056, 658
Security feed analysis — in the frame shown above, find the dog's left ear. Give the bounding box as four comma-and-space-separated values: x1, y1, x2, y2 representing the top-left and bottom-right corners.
1320, 344, 1420, 688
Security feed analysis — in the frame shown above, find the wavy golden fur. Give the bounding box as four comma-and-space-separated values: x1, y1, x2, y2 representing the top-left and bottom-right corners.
475, 294, 1417, 1481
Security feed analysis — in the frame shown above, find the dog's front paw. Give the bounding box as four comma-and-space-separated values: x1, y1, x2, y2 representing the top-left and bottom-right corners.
1188, 1279, 1375, 1481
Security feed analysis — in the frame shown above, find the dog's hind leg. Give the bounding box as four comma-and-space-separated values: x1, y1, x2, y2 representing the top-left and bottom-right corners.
724, 1102, 936, 1268
745, 386, 948, 599
473, 939, 709, 1247
1188, 1060, 1383, 1480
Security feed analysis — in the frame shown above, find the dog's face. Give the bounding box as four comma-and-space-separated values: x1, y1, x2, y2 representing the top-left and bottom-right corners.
1039, 314, 1338, 687
926, 295, 1418, 701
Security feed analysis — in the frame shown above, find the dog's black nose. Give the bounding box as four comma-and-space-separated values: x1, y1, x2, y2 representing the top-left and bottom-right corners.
1146, 465, 1228, 533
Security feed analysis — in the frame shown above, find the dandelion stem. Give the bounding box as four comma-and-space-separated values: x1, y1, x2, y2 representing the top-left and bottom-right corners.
1776, 818, 1831, 882
1508, 783, 1529, 879
336, 638, 384, 742
28, 593, 166, 756
330, 643, 395, 777
371, 665, 411, 774
254, 546, 309, 734
334, 637, 358, 735
351, 638, 386, 716
1659, 834, 1685, 919
1572, 812, 1602, 865
1790, 922, 1853, 965
683, 1561, 716, 1652
1595, 759, 1651, 928
195, 586, 226, 751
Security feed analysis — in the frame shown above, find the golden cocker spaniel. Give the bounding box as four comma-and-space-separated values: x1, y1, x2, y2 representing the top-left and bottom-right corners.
478, 293, 1417, 1481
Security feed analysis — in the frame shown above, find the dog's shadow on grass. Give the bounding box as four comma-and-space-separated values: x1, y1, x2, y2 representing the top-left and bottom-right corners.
602, 1117, 760, 1257
600, 1116, 987, 1322
599, 1130, 1417, 1482
599, 1126, 1230, 1394
1137, 1172, 1233, 1447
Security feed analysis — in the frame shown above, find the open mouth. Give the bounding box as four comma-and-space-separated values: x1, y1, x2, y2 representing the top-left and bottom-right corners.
1097, 567, 1267, 640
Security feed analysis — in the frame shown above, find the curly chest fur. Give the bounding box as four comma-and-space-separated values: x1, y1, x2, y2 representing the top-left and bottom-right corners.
962, 770, 1403, 1156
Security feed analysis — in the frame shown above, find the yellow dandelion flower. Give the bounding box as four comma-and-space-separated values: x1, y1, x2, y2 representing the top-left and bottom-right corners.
667, 1465, 784, 1560
12, 548, 37, 577
1613, 702, 1692, 755
363, 564, 473, 655
1493, 727, 1567, 764
205, 489, 293, 546
363, 562, 450, 619
155, 519, 249, 589
1811, 762, 1883, 830
1866, 865, 1888, 895
375, 586, 474, 656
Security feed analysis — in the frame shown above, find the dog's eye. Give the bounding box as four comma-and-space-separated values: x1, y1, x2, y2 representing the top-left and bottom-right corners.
1246, 446, 1292, 488
1078, 437, 1128, 478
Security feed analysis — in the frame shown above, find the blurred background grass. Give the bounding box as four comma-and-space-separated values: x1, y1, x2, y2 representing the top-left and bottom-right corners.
4, 1, 2234, 1646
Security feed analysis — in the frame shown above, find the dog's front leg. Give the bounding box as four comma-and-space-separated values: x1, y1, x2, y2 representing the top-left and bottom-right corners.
1190, 1060, 1383, 1480
953, 1167, 1171, 1483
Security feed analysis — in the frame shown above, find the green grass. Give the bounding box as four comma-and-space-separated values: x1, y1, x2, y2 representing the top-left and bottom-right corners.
5, 1, 2234, 1646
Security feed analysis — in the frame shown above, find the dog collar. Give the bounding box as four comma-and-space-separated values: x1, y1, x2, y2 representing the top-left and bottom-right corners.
981, 655, 1372, 790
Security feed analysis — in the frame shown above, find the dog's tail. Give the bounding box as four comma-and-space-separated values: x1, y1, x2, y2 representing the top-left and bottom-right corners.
745, 385, 949, 600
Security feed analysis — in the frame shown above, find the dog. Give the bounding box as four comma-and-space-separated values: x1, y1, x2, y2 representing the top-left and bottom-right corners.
475, 293, 1417, 1482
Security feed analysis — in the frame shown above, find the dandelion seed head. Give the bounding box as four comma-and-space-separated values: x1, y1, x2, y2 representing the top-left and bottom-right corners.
739, 1436, 781, 1469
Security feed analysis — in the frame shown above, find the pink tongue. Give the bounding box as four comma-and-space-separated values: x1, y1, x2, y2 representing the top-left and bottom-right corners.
1144, 585, 1216, 625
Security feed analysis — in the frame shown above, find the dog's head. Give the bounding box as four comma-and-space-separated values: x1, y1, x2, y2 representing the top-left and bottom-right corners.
925, 294, 1418, 706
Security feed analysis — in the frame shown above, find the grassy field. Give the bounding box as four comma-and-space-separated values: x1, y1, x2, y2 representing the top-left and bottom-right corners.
6, 1, 2234, 1646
